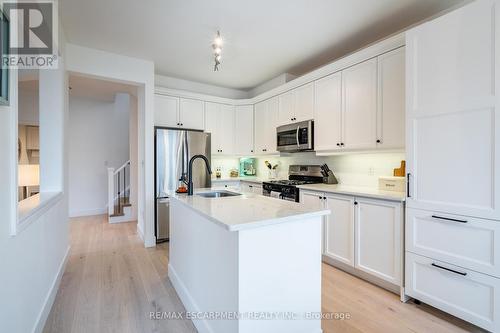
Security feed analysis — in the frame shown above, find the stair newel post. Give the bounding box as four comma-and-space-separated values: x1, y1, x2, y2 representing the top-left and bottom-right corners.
107, 168, 115, 216
123, 165, 126, 202
117, 170, 121, 213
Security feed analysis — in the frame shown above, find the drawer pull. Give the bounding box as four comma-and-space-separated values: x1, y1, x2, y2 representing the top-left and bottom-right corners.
431, 215, 467, 224
431, 263, 467, 276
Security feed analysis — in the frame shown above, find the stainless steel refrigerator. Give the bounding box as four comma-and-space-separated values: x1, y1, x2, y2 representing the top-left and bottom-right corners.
155, 128, 211, 242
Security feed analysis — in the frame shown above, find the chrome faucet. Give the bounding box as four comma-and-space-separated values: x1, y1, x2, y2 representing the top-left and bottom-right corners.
187, 155, 212, 195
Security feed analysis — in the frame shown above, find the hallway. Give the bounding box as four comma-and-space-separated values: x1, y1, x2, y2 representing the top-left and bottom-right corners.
42, 216, 196, 333
43, 216, 482, 333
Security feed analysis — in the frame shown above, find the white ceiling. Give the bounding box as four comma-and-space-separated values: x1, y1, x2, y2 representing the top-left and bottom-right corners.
61, 0, 462, 90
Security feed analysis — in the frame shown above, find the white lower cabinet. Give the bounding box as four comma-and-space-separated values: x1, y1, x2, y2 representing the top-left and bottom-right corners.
355, 198, 402, 286
405, 207, 500, 331
406, 252, 499, 332
300, 190, 403, 289
324, 194, 355, 267
406, 208, 500, 278
241, 182, 262, 194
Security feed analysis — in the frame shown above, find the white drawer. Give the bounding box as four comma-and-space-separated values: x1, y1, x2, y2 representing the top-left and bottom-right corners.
405, 252, 500, 332
406, 208, 500, 277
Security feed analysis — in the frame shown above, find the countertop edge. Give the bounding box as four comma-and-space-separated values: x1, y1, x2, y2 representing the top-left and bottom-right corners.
169, 195, 330, 231
296, 185, 406, 202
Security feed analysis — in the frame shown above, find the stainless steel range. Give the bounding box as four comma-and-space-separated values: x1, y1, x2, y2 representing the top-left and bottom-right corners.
262, 165, 324, 202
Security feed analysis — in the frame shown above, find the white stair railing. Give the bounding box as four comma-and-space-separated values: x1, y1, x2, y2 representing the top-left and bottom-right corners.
107, 160, 131, 216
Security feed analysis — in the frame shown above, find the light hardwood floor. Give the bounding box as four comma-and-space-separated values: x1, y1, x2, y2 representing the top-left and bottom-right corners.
44, 215, 485, 333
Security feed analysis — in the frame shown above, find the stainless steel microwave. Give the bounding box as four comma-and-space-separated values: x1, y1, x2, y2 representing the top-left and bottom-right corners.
276, 120, 314, 152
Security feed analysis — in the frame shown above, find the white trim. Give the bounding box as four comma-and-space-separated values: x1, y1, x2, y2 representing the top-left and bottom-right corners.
168, 264, 214, 333
32, 246, 70, 333
8, 64, 19, 236
15, 192, 64, 236
137, 222, 144, 241
315, 148, 405, 156
144, 233, 156, 248
69, 207, 107, 218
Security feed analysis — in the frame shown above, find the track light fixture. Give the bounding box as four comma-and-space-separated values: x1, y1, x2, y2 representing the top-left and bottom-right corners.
212, 31, 223, 71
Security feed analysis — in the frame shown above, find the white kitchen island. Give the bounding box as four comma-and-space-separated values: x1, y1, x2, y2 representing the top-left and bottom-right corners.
168, 189, 330, 333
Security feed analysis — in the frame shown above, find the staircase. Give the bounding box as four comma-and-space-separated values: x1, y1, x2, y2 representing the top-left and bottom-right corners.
107, 161, 133, 223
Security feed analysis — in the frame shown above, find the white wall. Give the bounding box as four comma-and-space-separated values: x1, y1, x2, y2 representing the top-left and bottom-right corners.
66, 43, 156, 247
0, 29, 70, 333
68, 94, 130, 217
18, 81, 39, 126
212, 152, 405, 188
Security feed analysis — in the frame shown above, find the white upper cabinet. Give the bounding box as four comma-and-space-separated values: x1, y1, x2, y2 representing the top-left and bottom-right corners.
234, 105, 254, 155
278, 90, 295, 125
342, 59, 377, 150
154, 94, 178, 127
204, 101, 219, 153
179, 98, 204, 130
219, 104, 235, 155
377, 48, 405, 149
314, 72, 342, 151
254, 97, 279, 154
405, 0, 500, 220
205, 102, 235, 155
155, 94, 204, 130
313, 50, 405, 153
294, 83, 315, 123
278, 83, 314, 126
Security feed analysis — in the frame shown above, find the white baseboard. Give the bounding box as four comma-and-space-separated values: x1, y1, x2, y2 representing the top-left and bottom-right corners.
69, 207, 107, 218
144, 233, 156, 248
33, 245, 70, 333
168, 264, 214, 333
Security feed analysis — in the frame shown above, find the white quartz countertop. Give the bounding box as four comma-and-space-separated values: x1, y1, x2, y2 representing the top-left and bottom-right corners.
297, 183, 406, 202
168, 187, 330, 231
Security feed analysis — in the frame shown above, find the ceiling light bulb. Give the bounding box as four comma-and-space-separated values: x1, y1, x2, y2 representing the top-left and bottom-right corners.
214, 36, 223, 46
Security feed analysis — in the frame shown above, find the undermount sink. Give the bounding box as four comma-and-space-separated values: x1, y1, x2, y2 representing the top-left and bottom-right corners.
197, 190, 242, 198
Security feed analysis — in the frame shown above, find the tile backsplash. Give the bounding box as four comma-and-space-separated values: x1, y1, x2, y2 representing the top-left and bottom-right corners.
212, 151, 405, 188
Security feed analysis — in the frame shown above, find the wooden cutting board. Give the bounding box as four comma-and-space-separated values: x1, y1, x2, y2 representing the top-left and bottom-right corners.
393, 160, 406, 177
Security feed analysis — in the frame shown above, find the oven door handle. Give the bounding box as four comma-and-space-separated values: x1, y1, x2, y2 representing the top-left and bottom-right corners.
296, 126, 300, 148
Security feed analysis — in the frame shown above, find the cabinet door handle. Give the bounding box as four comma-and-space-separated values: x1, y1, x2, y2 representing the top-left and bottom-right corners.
376, 139, 381, 143
431, 263, 467, 276
406, 173, 411, 198
431, 215, 468, 224
354, 201, 358, 205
